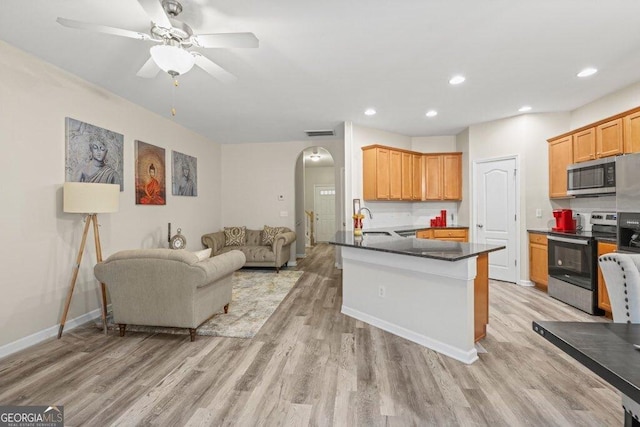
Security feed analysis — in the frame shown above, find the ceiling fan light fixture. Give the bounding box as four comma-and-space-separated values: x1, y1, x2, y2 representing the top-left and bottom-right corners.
150, 44, 195, 75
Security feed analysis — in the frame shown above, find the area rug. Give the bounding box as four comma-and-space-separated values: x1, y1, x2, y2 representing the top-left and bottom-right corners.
99, 269, 303, 339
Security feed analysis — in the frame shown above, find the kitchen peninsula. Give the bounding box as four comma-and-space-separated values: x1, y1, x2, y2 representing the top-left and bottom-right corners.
330, 231, 504, 364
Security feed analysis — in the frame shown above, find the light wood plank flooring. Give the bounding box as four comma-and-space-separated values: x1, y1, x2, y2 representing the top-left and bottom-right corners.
0, 244, 622, 426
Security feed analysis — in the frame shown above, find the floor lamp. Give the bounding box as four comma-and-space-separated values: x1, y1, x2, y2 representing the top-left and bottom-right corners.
58, 182, 120, 338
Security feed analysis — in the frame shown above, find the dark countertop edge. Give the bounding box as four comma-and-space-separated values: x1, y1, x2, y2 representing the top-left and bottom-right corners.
367, 225, 469, 233
527, 229, 617, 244
329, 241, 505, 262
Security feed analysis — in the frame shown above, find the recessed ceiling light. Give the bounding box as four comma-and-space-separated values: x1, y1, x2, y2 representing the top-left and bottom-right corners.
518, 106, 532, 112
449, 75, 466, 85
577, 67, 598, 78
364, 108, 376, 116
426, 110, 438, 117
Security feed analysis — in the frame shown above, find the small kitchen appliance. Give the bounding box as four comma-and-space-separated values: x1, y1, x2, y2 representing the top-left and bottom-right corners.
552, 209, 575, 231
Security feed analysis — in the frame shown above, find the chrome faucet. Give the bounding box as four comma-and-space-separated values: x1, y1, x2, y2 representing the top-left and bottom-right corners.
359, 207, 373, 219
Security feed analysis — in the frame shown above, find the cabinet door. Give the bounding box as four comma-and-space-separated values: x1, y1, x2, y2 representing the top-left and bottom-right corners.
548, 135, 573, 198
597, 241, 617, 313
529, 233, 548, 290
424, 155, 442, 200
376, 148, 390, 199
362, 148, 378, 200
596, 118, 623, 158
624, 111, 640, 153
573, 127, 596, 163
401, 152, 412, 200
442, 153, 462, 200
411, 154, 423, 200
389, 150, 402, 200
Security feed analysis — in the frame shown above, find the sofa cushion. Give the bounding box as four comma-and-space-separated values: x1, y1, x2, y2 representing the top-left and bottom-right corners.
262, 225, 284, 245
218, 245, 276, 262
193, 248, 212, 261
224, 226, 246, 246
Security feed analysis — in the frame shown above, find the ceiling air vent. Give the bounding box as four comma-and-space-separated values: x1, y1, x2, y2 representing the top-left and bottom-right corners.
305, 130, 334, 137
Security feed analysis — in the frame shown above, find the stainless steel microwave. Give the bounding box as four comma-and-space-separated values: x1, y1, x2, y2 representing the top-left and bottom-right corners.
566, 157, 616, 196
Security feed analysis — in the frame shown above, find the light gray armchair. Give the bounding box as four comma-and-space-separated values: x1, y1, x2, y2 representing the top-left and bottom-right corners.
598, 252, 640, 423
94, 248, 245, 341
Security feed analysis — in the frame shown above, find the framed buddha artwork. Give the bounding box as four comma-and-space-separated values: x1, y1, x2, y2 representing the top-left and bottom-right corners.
64, 117, 124, 191
135, 140, 166, 205
171, 151, 197, 196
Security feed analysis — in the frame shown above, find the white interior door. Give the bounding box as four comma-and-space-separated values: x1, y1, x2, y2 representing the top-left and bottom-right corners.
314, 185, 335, 243
474, 158, 518, 282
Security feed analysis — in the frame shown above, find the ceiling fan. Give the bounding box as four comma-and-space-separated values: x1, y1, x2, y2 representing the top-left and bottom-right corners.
57, 0, 258, 83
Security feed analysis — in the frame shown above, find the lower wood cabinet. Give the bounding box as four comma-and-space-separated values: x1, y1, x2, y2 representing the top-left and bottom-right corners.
597, 241, 617, 314
529, 233, 548, 291
416, 228, 468, 242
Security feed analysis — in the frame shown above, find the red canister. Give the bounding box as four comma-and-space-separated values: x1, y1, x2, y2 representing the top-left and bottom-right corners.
441, 210, 447, 227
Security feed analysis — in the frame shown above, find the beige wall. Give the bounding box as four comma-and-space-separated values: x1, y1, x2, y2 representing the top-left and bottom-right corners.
411, 135, 457, 152
462, 112, 570, 284
220, 140, 344, 262
570, 80, 640, 129
0, 41, 223, 350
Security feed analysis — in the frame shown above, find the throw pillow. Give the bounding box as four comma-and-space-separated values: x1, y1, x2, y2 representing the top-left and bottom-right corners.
193, 248, 212, 261
224, 226, 246, 246
262, 225, 283, 245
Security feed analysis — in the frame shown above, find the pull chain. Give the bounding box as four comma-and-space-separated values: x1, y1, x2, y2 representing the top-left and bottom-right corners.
171, 76, 179, 116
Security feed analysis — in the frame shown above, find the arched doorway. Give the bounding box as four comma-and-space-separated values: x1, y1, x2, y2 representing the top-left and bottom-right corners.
294, 147, 335, 257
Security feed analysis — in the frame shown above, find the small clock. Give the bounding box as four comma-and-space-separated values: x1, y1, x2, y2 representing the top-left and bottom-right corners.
169, 228, 186, 250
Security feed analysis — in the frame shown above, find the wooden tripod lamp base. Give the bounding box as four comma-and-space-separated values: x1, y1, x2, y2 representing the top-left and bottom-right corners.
58, 182, 119, 339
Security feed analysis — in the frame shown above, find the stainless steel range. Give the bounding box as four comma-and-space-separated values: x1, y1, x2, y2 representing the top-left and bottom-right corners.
547, 211, 617, 315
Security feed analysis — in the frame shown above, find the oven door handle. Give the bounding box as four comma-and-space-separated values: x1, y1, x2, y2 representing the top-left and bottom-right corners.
547, 235, 590, 245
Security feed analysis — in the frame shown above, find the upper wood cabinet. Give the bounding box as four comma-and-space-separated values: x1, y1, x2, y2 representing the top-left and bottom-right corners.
624, 110, 640, 153
363, 145, 462, 201
411, 154, 423, 200
389, 150, 402, 200
573, 127, 596, 163
548, 135, 573, 198
597, 118, 623, 158
424, 153, 462, 201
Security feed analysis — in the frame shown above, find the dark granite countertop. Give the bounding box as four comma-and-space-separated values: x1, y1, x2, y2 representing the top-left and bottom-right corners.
329, 231, 504, 262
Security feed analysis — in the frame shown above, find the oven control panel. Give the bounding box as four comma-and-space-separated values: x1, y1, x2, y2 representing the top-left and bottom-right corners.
590, 211, 617, 226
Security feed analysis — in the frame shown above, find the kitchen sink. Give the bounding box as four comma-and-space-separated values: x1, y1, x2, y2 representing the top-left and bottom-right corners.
362, 231, 392, 236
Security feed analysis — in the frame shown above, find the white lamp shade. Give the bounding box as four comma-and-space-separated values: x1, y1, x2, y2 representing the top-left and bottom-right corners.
150, 45, 196, 75
64, 182, 120, 214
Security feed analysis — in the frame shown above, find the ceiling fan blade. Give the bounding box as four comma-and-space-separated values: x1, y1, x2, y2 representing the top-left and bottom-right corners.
136, 56, 161, 78
193, 53, 237, 83
192, 32, 259, 48
137, 0, 172, 29
57, 17, 153, 40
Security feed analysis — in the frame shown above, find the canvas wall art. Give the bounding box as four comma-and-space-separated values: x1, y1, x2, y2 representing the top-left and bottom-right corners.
65, 117, 124, 191
171, 151, 198, 196
135, 140, 166, 205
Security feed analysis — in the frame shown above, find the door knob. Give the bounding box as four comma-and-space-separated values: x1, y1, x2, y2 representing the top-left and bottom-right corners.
477, 224, 484, 228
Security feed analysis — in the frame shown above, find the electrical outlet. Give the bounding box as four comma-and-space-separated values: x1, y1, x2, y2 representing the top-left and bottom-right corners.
378, 285, 386, 298
536, 208, 542, 218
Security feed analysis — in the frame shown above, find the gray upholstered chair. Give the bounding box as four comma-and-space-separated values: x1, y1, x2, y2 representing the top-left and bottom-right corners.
94, 248, 245, 341
598, 253, 640, 424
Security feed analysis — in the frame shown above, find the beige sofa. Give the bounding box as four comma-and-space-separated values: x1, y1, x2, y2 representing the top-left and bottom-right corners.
94, 248, 246, 341
201, 227, 296, 272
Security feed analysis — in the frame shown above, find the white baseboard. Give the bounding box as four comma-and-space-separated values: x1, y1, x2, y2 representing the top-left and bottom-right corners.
0, 308, 103, 360
341, 305, 478, 365
519, 280, 535, 287
288, 260, 297, 267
